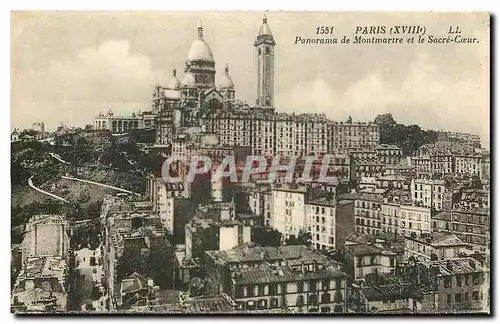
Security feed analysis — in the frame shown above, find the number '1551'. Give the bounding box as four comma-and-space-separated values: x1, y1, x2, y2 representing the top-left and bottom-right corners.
316, 26, 334, 34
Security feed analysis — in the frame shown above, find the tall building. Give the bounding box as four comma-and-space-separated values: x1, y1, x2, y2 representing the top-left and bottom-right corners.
21, 215, 69, 264
271, 184, 307, 240
254, 15, 276, 108
411, 178, 446, 211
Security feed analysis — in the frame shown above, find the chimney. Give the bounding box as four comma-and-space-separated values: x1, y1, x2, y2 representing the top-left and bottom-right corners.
446, 260, 453, 271
312, 260, 318, 272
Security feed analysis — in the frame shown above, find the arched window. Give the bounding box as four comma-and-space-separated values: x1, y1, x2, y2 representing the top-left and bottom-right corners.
321, 293, 331, 304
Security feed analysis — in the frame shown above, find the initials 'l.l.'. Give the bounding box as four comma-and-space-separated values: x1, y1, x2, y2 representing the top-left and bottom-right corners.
448, 26, 461, 34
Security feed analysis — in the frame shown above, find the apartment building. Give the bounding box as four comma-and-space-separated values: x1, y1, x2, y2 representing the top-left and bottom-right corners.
423, 258, 488, 311
375, 144, 403, 165
205, 245, 348, 313
403, 232, 467, 262
271, 184, 308, 240
411, 178, 446, 211
451, 207, 489, 252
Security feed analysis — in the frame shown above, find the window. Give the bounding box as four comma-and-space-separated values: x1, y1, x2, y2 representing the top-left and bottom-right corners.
456, 276, 462, 287
334, 291, 343, 303
235, 286, 244, 298
447, 294, 452, 305
455, 293, 462, 303
321, 293, 331, 303
269, 284, 278, 295
444, 277, 452, 288
298, 282, 304, 293
310, 280, 318, 292
247, 285, 255, 297
308, 293, 318, 305
472, 291, 479, 301
473, 274, 480, 284
322, 279, 330, 290
465, 292, 469, 302
333, 305, 343, 313
247, 300, 257, 310
321, 307, 331, 313
270, 298, 279, 308
296, 295, 305, 307
258, 285, 265, 296
465, 275, 470, 286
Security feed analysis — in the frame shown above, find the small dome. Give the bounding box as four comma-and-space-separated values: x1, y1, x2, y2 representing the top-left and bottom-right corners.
219, 63, 234, 89
181, 71, 196, 87
167, 69, 181, 90
187, 20, 214, 62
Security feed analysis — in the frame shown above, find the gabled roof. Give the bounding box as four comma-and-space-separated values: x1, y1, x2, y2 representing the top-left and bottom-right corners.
424, 257, 483, 276
360, 283, 413, 300
121, 272, 148, 294
406, 232, 466, 247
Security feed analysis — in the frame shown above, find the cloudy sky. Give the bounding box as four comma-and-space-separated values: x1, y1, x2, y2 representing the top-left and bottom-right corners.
11, 12, 490, 146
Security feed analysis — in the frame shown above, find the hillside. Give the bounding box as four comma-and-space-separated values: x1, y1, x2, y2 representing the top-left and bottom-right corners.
11, 131, 149, 245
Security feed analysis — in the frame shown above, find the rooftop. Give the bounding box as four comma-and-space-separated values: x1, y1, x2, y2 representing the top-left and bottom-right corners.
360, 283, 413, 301
21, 256, 67, 280
337, 192, 385, 203
375, 144, 402, 150
205, 244, 326, 265
345, 244, 383, 256
307, 197, 337, 207
431, 211, 451, 221
232, 261, 346, 285
181, 295, 235, 313
405, 232, 466, 247
424, 257, 484, 276
121, 272, 149, 294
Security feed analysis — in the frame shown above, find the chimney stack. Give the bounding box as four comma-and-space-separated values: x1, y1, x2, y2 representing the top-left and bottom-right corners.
446, 260, 453, 271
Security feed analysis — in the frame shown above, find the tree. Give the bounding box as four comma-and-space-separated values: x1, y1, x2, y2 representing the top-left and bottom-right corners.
285, 230, 312, 247
251, 227, 281, 247
296, 230, 312, 246
374, 113, 439, 155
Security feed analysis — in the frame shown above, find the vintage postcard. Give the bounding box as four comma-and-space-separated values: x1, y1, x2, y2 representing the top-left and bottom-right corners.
11, 11, 490, 314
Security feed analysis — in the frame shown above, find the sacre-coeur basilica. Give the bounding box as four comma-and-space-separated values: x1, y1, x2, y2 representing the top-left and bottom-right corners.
94, 15, 380, 158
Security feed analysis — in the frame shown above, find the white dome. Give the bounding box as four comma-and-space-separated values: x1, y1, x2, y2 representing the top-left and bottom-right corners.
187, 39, 214, 62
219, 75, 234, 88
167, 69, 181, 90
219, 64, 234, 88
181, 71, 196, 87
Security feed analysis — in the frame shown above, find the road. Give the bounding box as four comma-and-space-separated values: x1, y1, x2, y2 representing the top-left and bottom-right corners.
27, 176, 69, 203
62, 175, 140, 196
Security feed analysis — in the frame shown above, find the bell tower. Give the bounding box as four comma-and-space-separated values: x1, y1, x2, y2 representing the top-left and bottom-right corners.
254, 14, 276, 108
